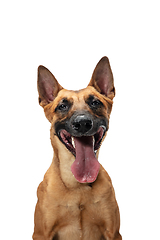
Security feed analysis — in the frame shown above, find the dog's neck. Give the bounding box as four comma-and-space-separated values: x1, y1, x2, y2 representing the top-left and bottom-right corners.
59, 153, 79, 189
52, 139, 81, 188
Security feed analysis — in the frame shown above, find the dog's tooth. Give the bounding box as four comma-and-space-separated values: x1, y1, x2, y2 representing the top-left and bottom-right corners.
92, 136, 95, 146
72, 137, 75, 148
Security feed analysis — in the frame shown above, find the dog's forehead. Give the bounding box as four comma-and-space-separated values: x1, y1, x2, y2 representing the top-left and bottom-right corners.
57, 86, 102, 101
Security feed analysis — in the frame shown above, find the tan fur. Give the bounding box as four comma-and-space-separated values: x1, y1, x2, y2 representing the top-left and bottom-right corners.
33, 57, 122, 240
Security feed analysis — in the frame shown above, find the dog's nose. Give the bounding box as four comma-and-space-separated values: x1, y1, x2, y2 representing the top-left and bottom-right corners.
72, 115, 93, 134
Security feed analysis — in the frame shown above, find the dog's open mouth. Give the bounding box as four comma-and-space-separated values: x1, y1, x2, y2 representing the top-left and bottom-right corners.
58, 127, 105, 183
59, 127, 105, 156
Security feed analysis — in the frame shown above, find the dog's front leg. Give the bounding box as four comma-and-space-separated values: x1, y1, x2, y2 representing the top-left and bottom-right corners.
33, 201, 46, 240
33, 200, 57, 240
102, 229, 122, 240
113, 232, 122, 240
100, 215, 122, 240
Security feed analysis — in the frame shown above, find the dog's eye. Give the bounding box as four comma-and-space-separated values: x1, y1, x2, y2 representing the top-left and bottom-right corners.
91, 100, 102, 107
86, 95, 104, 110
55, 98, 72, 113
58, 104, 68, 111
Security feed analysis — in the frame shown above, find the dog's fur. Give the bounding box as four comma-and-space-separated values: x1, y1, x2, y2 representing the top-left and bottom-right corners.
33, 57, 122, 240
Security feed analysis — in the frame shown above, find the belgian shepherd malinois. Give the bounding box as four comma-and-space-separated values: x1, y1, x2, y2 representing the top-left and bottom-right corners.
33, 57, 122, 240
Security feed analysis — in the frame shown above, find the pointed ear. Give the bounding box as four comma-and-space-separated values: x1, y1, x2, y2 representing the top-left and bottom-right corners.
38, 65, 63, 107
88, 56, 115, 99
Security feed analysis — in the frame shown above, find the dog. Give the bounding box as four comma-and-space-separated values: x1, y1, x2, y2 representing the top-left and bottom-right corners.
33, 57, 122, 240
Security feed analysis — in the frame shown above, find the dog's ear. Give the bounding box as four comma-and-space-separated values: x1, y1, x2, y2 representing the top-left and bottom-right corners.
38, 65, 63, 107
88, 56, 115, 99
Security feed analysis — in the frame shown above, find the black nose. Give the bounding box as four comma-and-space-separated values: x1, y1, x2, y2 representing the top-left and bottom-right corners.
72, 115, 93, 134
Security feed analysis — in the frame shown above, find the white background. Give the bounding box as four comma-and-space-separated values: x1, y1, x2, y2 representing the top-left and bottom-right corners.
0, 1, 160, 239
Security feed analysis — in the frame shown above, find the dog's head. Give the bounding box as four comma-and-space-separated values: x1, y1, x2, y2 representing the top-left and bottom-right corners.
37, 57, 115, 183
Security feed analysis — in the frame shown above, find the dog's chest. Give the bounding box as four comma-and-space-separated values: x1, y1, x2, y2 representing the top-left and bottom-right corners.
52, 189, 106, 240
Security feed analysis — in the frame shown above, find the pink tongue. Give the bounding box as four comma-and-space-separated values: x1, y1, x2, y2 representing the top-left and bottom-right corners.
71, 136, 100, 183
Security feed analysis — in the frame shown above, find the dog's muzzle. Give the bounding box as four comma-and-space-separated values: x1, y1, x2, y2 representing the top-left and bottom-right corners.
55, 111, 108, 183
68, 111, 108, 137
